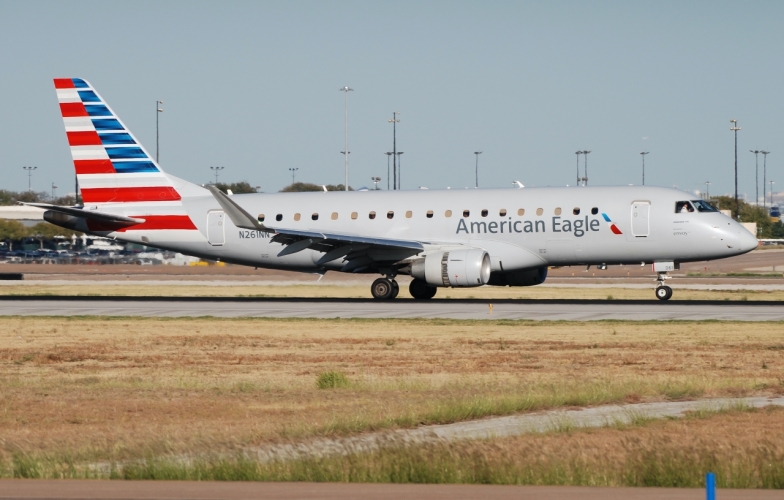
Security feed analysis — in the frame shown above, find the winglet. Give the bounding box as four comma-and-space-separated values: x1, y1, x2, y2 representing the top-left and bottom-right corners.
205, 185, 270, 232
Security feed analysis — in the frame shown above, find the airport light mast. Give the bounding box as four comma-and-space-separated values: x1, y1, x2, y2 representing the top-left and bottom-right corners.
288, 167, 298, 185
704, 181, 711, 200
156, 100, 163, 164
640, 151, 649, 185
575, 151, 583, 186
23, 166, 37, 191
474, 151, 482, 188
395, 152, 404, 190
750, 150, 760, 205
210, 166, 224, 185
385, 152, 393, 190
581, 150, 591, 186
388, 112, 400, 189
339, 87, 353, 191
761, 151, 770, 208
730, 120, 741, 219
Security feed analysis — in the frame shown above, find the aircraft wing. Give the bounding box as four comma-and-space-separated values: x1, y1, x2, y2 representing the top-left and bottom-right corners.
206, 185, 424, 271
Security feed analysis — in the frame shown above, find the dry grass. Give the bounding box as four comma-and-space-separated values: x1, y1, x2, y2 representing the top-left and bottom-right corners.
2, 283, 784, 300
1, 317, 783, 469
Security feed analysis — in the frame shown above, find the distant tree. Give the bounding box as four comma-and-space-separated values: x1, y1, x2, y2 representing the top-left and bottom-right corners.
0, 190, 49, 205
214, 181, 258, 194
279, 182, 352, 192
0, 220, 28, 250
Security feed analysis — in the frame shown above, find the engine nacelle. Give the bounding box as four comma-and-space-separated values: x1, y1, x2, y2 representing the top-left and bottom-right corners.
411, 248, 491, 287
487, 266, 548, 287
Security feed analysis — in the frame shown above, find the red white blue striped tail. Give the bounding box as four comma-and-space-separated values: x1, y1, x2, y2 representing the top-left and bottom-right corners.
54, 78, 198, 232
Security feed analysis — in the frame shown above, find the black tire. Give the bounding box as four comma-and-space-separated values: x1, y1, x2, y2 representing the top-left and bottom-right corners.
409, 278, 437, 300
664, 286, 673, 300
390, 280, 400, 299
655, 286, 671, 301
371, 278, 394, 299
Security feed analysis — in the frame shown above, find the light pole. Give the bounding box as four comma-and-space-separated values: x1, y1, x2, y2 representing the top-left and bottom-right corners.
640, 151, 649, 185
730, 120, 741, 219
750, 150, 760, 205
770, 180, 775, 208
575, 151, 583, 186
396, 152, 404, 190
371, 176, 381, 190
288, 167, 299, 185
474, 151, 482, 188
385, 152, 392, 190
581, 150, 591, 186
210, 166, 224, 184
51, 183, 57, 200
339, 87, 353, 191
704, 181, 711, 200
388, 112, 400, 190
23, 166, 37, 191
156, 100, 163, 164
761, 151, 770, 208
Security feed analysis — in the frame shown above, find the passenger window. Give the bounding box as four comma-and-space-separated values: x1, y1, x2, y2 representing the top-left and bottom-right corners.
499, 209, 507, 217
294, 213, 301, 221
311, 213, 319, 221
536, 208, 543, 216
369, 211, 376, 220
351, 212, 358, 220
691, 200, 717, 212
426, 210, 434, 218
331, 212, 338, 220
554, 207, 562, 216
573, 208, 580, 215
445, 210, 452, 218
276, 214, 282, 222
258, 214, 265, 222
387, 211, 394, 219
517, 209, 525, 216
463, 210, 470, 217
481, 209, 488, 217
675, 201, 695, 213
405, 211, 412, 218
591, 207, 598, 215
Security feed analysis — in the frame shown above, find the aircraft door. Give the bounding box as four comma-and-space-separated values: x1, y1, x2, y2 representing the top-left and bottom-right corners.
631, 202, 650, 237
207, 211, 225, 246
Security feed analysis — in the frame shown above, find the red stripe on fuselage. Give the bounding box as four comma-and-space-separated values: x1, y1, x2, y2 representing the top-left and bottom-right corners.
74, 159, 115, 174
60, 102, 88, 117
610, 224, 623, 235
118, 215, 197, 231
67, 131, 102, 146
81, 187, 181, 203
54, 78, 75, 89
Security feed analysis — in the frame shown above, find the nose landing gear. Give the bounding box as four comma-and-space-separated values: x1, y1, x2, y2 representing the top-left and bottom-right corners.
655, 272, 673, 301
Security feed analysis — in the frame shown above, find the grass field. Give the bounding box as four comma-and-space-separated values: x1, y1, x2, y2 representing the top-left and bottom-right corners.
2, 283, 784, 300
1, 317, 783, 481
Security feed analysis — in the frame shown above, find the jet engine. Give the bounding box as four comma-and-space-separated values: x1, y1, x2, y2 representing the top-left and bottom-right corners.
410, 248, 491, 287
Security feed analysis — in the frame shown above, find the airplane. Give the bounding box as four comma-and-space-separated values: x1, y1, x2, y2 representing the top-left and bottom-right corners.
26, 78, 759, 301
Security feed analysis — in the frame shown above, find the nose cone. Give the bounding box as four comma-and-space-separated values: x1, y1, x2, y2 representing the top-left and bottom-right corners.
735, 224, 759, 254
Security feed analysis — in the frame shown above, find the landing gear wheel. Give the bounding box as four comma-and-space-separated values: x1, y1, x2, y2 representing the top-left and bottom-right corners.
371, 278, 395, 300
409, 278, 437, 300
655, 286, 672, 301
390, 280, 399, 299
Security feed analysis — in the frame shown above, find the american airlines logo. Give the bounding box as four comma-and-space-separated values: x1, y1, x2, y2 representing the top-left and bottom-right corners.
456, 215, 608, 237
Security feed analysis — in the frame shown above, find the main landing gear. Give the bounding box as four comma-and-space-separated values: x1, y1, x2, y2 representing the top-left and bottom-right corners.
371, 277, 399, 300
655, 272, 673, 301
409, 278, 437, 300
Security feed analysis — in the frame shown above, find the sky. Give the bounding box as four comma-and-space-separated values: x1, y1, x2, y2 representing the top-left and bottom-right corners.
1, 1, 782, 201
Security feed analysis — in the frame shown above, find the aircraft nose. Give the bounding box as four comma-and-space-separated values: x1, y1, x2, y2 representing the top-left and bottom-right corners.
735, 224, 759, 253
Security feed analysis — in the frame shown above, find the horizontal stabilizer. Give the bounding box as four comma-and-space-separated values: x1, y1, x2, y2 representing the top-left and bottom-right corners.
18, 202, 144, 225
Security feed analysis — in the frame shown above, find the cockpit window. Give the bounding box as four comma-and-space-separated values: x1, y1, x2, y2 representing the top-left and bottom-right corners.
691, 200, 718, 212
675, 201, 694, 213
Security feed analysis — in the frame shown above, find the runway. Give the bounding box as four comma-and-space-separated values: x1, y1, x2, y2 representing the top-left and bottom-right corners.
1, 296, 783, 320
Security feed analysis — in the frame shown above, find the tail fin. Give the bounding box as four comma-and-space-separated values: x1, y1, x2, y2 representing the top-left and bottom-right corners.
54, 78, 181, 205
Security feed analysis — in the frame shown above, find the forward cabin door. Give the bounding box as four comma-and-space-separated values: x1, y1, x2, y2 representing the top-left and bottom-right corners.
207, 211, 225, 246
631, 202, 650, 237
